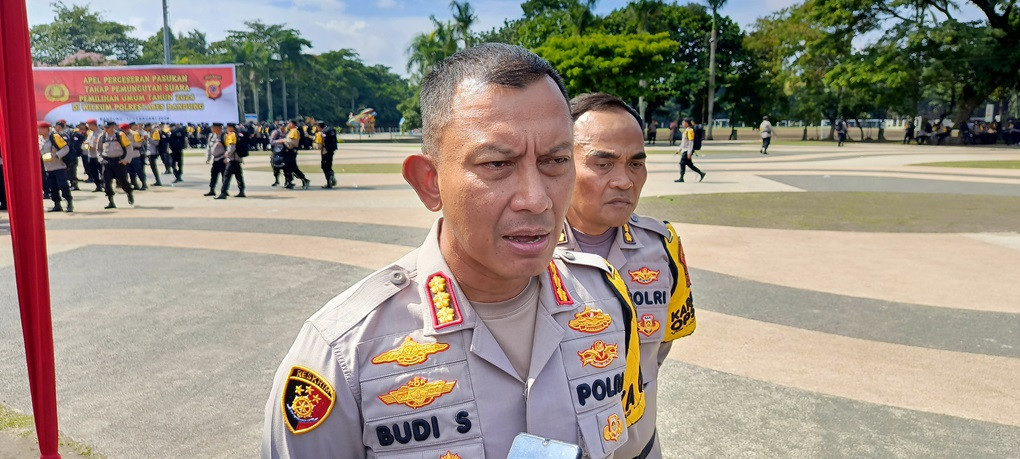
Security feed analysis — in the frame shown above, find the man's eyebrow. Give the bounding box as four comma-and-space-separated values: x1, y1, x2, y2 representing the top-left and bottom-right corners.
588, 150, 620, 159
631, 151, 647, 160
473, 144, 518, 157
543, 141, 573, 155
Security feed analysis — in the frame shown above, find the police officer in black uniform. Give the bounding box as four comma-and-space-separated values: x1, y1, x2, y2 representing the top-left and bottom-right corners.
168, 123, 187, 183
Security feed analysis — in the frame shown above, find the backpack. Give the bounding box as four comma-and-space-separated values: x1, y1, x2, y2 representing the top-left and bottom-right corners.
322, 127, 338, 151
693, 124, 705, 150
236, 128, 251, 157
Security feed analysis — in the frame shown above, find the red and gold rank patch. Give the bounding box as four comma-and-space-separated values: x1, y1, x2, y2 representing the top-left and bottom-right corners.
372, 336, 449, 367
568, 305, 612, 334
378, 376, 456, 409
578, 340, 619, 368
637, 314, 661, 337
628, 267, 660, 285
439, 452, 462, 459
281, 366, 335, 435
547, 261, 574, 306
603, 413, 623, 442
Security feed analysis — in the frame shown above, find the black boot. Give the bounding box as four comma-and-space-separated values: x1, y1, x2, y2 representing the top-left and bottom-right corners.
203, 188, 216, 196
236, 190, 246, 198
127, 193, 135, 205
48, 201, 62, 212
215, 192, 228, 200
65, 198, 73, 213
301, 179, 310, 190
105, 197, 116, 209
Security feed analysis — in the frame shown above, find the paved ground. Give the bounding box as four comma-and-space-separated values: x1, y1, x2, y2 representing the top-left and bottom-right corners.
1, 140, 1018, 457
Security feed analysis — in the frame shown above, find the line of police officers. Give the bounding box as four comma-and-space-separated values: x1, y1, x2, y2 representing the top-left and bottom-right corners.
21, 118, 343, 212
264, 44, 696, 459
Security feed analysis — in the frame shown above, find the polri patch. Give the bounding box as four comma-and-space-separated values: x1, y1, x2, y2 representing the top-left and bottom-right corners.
281, 366, 335, 435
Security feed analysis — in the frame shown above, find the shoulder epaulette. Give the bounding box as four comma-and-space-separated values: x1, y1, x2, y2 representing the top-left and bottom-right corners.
310, 264, 414, 341
626, 214, 669, 238
554, 249, 611, 273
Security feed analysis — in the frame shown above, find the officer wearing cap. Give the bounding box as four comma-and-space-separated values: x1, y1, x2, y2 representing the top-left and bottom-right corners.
204, 122, 227, 197
83, 119, 103, 192
216, 123, 245, 199
97, 121, 135, 209
560, 93, 697, 459
264, 44, 646, 459
38, 121, 73, 212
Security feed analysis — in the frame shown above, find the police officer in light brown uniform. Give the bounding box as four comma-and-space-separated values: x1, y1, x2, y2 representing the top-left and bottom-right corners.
560, 93, 698, 459
39, 121, 73, 212
264, 44, 647, 459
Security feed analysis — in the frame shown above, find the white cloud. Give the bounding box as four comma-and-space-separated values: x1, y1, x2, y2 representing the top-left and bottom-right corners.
375, 0, 399, 9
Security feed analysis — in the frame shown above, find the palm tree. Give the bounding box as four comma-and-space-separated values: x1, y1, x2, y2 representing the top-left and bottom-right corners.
406, 16, 459, 81
706, 0, 727, 140
449, 1, 476, 48
274, 28, 311, 120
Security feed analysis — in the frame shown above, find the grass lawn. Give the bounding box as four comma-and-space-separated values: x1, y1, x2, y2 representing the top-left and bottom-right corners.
244, 163, 402, 174
0, 404, 99, 457
637, 192, 1020, 233
912, 160, 1020, 170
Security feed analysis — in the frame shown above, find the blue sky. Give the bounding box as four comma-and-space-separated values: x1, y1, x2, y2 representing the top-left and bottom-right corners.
26, 0, 984, 76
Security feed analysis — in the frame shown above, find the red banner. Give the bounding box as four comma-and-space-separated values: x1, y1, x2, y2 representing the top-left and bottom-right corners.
33, 64, 238, 124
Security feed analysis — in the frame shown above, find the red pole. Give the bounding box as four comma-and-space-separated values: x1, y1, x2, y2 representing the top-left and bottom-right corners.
0, 2, 62, 458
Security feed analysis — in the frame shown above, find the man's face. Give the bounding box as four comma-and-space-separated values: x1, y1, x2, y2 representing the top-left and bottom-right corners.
87, 123, 97, 131
38, 127, 48, 136
435, 76, 575, 283
104, 126, 114, 134
567, 109, 647, 235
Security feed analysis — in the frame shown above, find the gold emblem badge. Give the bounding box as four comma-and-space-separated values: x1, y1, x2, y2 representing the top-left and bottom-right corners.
427, 273, 462, 328
439, 452, 462, 459
378, 376, 456, 409
568, 305, 612, 334
578, 340, 618, 368
547, 261, 573, 306
204, 75, 222, 100
628, 267, 660, 285
44, 80, 69, 103
637, 314, 661, 337
372, 336, 449, 367
603, 413, 623, 442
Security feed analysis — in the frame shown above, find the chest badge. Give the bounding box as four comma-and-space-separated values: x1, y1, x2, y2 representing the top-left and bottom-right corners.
603, 413, 624, 442
578, 340, 619, 368
440, 452, 462, 459
378, 376, 457, 409
628, 267, 660, 285
568, 305, 612, 334
281, 366, 336, 435
637, 314, 661, 337
372, 336, 449, 367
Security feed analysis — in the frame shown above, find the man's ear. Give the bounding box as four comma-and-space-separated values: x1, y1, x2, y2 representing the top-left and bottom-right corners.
403, 153, 442, 212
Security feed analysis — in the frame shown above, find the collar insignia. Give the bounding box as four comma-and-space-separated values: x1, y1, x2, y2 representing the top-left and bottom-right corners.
378, 376, 457, 409
628, 267, 660, 285
622, 223, 635, 244
426, 273, 463, 329
568, 305, 612, 334
558, 226, 568, 244
637, 314, 661, 337
281, 366, 335, 435
371, 337, 449, 367
578, 340, 619, 368
603, 413, 624, 442
547, 261, 574, 306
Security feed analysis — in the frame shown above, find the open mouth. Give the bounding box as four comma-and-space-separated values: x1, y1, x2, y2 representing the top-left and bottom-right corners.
503, 234, 547, 244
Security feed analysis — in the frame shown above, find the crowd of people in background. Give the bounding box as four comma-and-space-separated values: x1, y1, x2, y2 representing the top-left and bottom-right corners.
904, 118, 1020, 145
8, 117, 342, 213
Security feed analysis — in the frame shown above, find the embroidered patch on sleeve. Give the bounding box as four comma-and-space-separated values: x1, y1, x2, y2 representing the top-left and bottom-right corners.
371, 336, 449, 367
568, 305, 612, 333
378, 376, 456, 409
281, 366, 336, 435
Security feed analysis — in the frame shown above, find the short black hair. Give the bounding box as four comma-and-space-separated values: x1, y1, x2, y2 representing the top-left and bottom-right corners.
420, 43, 569, 157
569, 93, 644, 130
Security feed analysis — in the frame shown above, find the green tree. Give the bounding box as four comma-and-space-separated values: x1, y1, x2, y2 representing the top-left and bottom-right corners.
449, 1, 477, 48
30, 1, 142, 64
535, 32, 678, 103
137, 28, 211, 65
